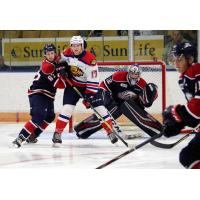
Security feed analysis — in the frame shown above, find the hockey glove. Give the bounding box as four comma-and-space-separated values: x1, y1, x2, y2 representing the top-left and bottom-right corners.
56, 62, 69, 76
162, 105, 185, 137
139, 83, 158, 107
85, 92, 103, 108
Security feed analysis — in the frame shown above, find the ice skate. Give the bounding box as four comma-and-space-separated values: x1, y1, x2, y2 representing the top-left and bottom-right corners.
12, 134, 26, 148
52, 132, 62, 147
108, 132, 118, 144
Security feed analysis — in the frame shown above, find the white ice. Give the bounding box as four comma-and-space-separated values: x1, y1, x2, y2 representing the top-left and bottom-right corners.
0, 122, 192, 169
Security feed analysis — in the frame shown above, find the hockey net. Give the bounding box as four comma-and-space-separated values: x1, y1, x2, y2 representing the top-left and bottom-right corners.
70, 61, 166, 138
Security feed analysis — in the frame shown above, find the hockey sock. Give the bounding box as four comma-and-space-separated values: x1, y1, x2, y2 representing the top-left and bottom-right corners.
101, 118, 113, 135
55, 114, 70, 134
34, 120, 50, 137
19, 120, 38, 139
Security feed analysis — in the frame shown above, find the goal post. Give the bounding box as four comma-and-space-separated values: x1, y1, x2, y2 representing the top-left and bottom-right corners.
69, 61, 166, 133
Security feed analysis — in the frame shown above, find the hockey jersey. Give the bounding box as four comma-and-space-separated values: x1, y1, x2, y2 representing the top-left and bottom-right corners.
60, 48, 99, 94
178, 63, 200, 124
28, 57, 66, 99
99, 71, 147, 104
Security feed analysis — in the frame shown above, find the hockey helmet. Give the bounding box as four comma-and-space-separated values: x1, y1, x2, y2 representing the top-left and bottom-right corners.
171, 42, 197, 62
70, 36, 84, 46
127, 64, 142, 85
43, 44, 56, 54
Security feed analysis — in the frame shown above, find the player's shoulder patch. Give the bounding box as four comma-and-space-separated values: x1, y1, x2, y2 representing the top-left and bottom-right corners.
91, 59, 97, 65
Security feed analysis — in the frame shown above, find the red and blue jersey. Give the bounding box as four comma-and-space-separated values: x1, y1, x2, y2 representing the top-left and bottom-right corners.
60, 48, 99, 95
179, 63, 200, 120
28, 56, 66, 99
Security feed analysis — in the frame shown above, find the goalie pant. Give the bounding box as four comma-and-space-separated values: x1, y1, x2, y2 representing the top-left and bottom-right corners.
74, 98, 162, 139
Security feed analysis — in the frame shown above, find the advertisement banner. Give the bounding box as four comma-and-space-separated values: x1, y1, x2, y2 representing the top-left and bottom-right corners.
2, 36, 164, 66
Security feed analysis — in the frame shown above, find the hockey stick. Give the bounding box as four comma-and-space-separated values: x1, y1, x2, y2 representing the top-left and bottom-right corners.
121, 101, 192, 149
96, 132, 163, 169
151, 125, 200, 149
150, 133, 190, 149
64, 77, 129, 147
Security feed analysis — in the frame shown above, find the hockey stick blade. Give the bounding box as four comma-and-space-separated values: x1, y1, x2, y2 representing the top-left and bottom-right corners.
96, 133, 163, 169
150, 133, 190, 149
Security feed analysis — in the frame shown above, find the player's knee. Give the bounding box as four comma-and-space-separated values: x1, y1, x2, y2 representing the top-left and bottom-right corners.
45, 113, 56, 123
76, 132, 91, 139
31, 108, 46, 125
61, 104, 75, 117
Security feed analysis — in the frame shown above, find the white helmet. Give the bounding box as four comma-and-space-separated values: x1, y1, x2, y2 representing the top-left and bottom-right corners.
127, 64, 142, 86
70, 36, 84, 46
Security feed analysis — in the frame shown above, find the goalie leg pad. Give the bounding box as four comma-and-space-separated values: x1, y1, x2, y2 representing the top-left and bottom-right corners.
120, 100, 162, 137
74, 114, 101, 139
74, 104, 122, 139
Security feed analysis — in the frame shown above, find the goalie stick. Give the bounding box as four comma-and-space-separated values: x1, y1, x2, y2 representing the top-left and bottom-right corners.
96, 132, 163, 169
121, 101, 192, 149
63, 77, 129, 147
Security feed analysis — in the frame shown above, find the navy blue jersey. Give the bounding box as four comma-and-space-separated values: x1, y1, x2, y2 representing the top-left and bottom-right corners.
99, 71, 147, 104
28, 57, 66, 99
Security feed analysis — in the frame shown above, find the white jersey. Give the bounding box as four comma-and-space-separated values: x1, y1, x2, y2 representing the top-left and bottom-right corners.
61, 48, 99, 94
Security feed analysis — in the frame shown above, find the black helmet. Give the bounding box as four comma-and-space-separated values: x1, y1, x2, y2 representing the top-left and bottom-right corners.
171, 42, 197, 62
43, 44, 56, 54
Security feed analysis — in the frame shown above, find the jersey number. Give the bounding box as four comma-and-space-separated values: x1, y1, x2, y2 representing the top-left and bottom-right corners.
91, 70, 97, 78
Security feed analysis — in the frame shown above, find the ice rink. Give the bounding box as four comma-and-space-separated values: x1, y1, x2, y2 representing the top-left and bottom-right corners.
0, 122, 193, 169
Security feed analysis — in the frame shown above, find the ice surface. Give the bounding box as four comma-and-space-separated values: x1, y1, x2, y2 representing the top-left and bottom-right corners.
0, 123, 191, 169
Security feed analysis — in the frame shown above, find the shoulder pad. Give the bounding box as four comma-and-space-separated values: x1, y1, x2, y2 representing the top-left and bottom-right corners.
112, 71, 128, 82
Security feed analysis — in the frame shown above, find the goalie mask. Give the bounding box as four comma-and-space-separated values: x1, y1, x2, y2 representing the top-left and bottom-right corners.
127, 64, 142, 86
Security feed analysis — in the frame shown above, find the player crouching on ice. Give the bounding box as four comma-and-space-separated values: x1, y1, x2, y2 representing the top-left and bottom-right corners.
12, 44, 67, 147
74, 64, 161, 140
162, 42, 200, 169
51, 36, 118, 145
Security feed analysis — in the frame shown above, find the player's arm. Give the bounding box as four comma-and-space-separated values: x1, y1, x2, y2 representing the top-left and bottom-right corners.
162, 87, 200, 138
41, 60, 66, 89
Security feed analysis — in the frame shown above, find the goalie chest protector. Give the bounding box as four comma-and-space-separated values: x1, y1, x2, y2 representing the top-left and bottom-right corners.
101, 71, 147, 103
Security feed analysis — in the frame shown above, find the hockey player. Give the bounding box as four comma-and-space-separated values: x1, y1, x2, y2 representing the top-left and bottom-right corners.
74, 64, 161, 139
52, 35, 118, 145
162, 42, 200, 168
12, 44, 66, 147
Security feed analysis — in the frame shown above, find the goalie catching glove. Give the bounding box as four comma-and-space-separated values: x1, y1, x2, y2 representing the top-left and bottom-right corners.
139, 83, 158, 107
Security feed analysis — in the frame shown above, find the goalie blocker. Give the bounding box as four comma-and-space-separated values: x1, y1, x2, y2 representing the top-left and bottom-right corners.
74, 82, 161, 139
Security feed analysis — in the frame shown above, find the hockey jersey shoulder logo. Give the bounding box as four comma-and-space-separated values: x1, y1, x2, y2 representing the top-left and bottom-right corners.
91, 59, 97, 65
